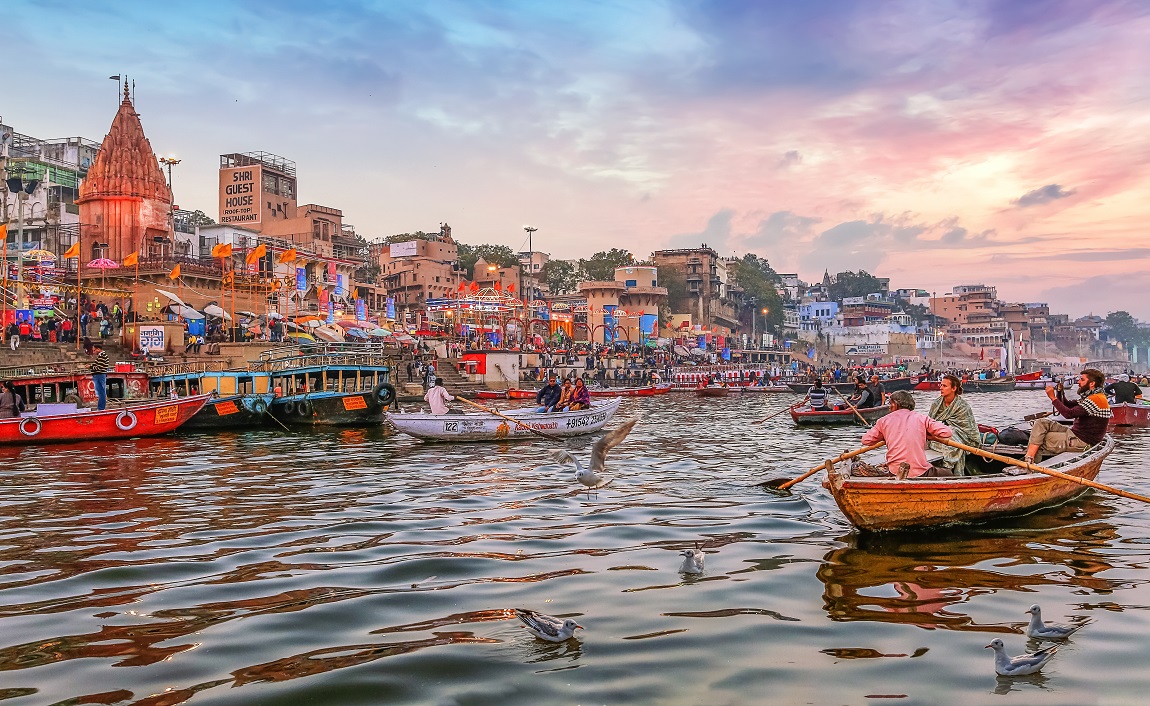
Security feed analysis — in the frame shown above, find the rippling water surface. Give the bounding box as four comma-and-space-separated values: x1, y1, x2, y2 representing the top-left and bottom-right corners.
3, 390, 1150, 705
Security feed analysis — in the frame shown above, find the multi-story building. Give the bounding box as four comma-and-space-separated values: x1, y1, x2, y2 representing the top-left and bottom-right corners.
378, 225, 464, 323
841, 296, 896, 326
473, 257, 521, 294
577, 266, 667, 344
798, 300, 839, 333
518, 250, 550, 303
929, 285, 998, 325
652, 245, 739, 333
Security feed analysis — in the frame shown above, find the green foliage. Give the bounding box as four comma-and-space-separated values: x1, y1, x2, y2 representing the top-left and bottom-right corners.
457, 243, 520, 278
540, 259, 580, 295
1105, 310, 1147, 346
828, 270, 884, 301
657, 265, 689, 321
579, 248, 635, 281
186, 210, 216, 227
384, 231, 436, 245
730, 254, 784, 334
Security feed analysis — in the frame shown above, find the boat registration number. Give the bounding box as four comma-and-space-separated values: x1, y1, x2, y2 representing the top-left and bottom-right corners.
343, 396, 368, 411
154, 405, 179, 424
566, 412, 607, 429
215, 401, 239, 416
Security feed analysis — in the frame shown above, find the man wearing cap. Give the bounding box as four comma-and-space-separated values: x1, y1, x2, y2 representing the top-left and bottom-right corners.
1105, 374, 1143, 405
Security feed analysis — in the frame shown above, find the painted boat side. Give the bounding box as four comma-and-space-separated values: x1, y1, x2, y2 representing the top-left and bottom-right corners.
1110, 403, 1150, 427
388, 398, 622, 441
791, 404, 892, 425
181, 393, 274, 430
0, 395, 210, 445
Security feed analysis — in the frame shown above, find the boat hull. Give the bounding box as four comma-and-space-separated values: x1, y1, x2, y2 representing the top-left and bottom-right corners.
826, 436, 1116, 531
791, 404, 892, 426
1110, 402, 1150, 427
270, 391, 384, 426
589, 384, 672, 397
964, 377, 1017, 392
696, 387, 732, 397
0, 395, 210, 445
507, 388, 538, 400
475, 390, 509, 400
181, 394, 274, 430
388, 398, 622, 441
787, 377, 919, 394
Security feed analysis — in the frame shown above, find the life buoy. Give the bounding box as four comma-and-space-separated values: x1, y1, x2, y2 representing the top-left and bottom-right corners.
372, 382, 396, 407
18, 417, 41, 436
252, 398, 268, 415
283, 400, 296, 415
83, 380, 96, 394
115, 411, 138, 431
297, 398, 314, 417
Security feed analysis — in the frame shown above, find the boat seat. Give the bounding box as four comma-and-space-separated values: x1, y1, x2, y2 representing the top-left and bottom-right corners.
1036, 450, 1085, 468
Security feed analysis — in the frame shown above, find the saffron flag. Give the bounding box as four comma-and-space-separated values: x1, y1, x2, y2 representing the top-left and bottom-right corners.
63, 241, 81, 259
211, 242, 233, 258
507, 282, 515, 293
245, 243, 267, 265
168, 263, 181, 279
0, 224, 5, 243
278, 248, 297, 264
122, 251, 139, 267
470, 281, 479, 293
457, 281, 467, 292
494, 281, 502, 291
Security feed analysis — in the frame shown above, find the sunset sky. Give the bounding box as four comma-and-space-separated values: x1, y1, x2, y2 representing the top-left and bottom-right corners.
9, 0, 1150, 317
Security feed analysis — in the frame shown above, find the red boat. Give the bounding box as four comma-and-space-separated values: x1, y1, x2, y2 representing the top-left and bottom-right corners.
1110, 403, 1150, 427
507, 388, 538, 400
475, 390, 509, 400
1016, 371, 1043, 381
7, 365, 152, 406
0, 394, 211, 445
588, 384, 672, 397
914, 379, 940, 391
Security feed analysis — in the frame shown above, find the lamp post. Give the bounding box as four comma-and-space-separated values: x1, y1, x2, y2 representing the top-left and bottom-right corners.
159, 156, 180, 238
6, 173, 42, 308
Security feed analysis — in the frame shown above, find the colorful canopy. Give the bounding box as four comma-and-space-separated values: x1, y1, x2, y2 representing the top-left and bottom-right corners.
23, 249, 56, 262
86, 258, 119, 269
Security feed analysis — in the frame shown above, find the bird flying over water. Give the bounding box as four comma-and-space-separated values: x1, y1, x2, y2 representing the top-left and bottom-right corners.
514, 608, 583, 642
555, 418, 638, 493
1025, 604, 1088, 640
679, 542, 705, 574
985, 638, 1058, 676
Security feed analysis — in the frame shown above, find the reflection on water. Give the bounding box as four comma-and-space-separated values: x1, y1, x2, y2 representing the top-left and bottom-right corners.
1, 391, 1149, 705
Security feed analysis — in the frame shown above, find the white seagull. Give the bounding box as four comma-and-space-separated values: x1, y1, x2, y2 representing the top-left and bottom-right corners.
514, 608, 583, 642
1025, 604, 1088, 640
679, 542, 705, 574
555, 418, 638, 494
985, 638, 1059, 676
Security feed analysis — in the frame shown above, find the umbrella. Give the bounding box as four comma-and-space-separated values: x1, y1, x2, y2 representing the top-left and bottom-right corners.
155, 288, 188, 306
86, 258, 118, 269
267, 312, 284, 320
296, 315, 323, 324
314, 324, 345, 342
345, 328, 369, 339
203, 304, 232, 321
304, 319, 322, 328
369, 327, 393, 337
23, 249, 56, 262
334, 320, 359, 329
165, 303, 205, 320
285, 332, 316, 343
237, 310, 260, 318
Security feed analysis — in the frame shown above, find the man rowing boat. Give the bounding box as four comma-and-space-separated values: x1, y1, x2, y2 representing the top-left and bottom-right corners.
858, 391, 953, 478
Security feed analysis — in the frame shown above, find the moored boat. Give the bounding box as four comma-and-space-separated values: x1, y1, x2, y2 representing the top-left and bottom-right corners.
507, 388, 538, 400
147, 363, 274, 430
790, 404, 892, 426
786, 376, 919, 394
696, 386, 732, 398
964, 376, 1017, 393
824, 436, 1117, 531
736, 384, 794, 393
589, 383, 672, 397
387, 397, 622, 441
258, 344, 397, 426
1109, 402, 1150, 427
0, 394, 211, 445
475, 390, 509, 400
5, 364, 151, 407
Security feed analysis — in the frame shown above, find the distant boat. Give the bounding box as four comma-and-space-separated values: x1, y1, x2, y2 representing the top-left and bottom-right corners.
790, 403, 892, 426
388, 398, 622, 442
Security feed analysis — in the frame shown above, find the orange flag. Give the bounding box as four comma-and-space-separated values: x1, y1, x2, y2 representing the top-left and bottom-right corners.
470, 281, 479, 293
0, 224, 6, 243
122, 251, 139, 267
211, 242, 233, 258
507, 282, 515, 293
277, 248, 297, 264
494, 280, 502, 291
168, 263, 181, 279
245, 243, 267, 265
63, 241, 81, 259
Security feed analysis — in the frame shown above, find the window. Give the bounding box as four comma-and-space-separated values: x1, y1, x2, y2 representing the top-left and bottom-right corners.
625, 280, 637, 287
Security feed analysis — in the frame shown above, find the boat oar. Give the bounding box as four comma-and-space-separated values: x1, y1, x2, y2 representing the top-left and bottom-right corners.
760, 442, 886, 492
931, 437, 1150, 505
755, 397, 804, 424
834, 388, 872, 427
456, 395, 565, 442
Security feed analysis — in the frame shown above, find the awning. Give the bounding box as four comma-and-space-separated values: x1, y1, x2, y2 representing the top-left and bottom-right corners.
165, 303, 204, 320
155, 288, 187, 307
203, 304, 232, 321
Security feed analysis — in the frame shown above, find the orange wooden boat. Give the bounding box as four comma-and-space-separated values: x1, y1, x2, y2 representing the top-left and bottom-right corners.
696, 386, 732, 398
824, 436, 1116, 531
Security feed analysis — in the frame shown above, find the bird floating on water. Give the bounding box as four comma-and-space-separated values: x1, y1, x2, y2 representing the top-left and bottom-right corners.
985, 638, 1058, 676
679, 542, 705, 574
1025, 604, 1088, 640
555, 418, 638, 495
514, 608, 583, 642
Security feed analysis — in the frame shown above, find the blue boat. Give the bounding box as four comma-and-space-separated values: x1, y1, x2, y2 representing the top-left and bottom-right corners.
258, 344, 397, 427
148, 364, 275, 430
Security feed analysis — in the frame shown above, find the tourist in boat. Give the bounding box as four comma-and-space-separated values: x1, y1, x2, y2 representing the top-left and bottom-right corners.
535, 375, 562, 412
424, 377, 458, 415
846, 379, 877, 409
868, 375, 887, 406
859, 391, 953, 478
927, 375, 980, 476
1026, 369, 1111, 464
555, 378, 575, 411
0, 381, 25, 418
569, 378, 591, 411
1105, 374, 1143, 404
807, 380, 830, 411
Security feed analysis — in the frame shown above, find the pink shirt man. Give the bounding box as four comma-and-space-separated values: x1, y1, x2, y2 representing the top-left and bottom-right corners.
861, 408, 953, 478
424, 385, 454, 415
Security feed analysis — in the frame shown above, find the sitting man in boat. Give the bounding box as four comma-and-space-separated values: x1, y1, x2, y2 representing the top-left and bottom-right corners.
858, 390, 953, 479
424, 377, 459, 415
807, 380, 830, 411
843, 379, 877, 410
927, 375, 980, 475
535, 375, 563, 413
0, 381, 25, 418
1105, 374, 1143, 404
1026, 368, 1111, 464
868, 375, 887, 406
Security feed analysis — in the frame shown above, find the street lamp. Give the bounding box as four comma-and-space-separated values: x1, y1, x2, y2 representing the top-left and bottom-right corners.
158, 156, 181, 234
5, 172, 42, 308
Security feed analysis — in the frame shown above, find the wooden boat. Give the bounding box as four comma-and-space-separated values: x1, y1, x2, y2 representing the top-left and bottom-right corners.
147, 363, 274, 430
1016, 371, 1044, 381
914, 379, 940, 391
964, 376, 1017, 393
257, 344, 397, 426
1015, 377, 1053, 390
387, 397, 622, 441
507, 388, 538, 400
588, 383, 672, 397
791, 403, 892, 426
1109, 402, 1150, 427
5, 364, 151, 407
0, 394, 210, 445
696, 386, 732, 398
825, 436, 1117, 531
785, 376, 919, 395
475, 390, 509, 400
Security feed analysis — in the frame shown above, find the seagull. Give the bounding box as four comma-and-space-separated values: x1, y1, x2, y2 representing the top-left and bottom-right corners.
679, 542, 705, 574
555, 418, 638, 494
985, 638, 1059, 676
514, 608, 583, 642
1025, 604, 1088, 640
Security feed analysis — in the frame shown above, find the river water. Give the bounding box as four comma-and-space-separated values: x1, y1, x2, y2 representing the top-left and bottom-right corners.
2, 390, 1149, 705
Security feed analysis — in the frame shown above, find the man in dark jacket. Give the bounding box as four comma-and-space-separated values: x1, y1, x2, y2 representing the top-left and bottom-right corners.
1105, 374, 1143, 404
535, 375, 562, 412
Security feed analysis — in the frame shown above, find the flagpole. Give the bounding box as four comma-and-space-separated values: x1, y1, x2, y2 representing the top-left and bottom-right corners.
2, 224, 8, 343
76, 228, 82, 351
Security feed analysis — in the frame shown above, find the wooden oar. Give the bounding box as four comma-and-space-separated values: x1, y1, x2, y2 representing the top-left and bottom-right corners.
456, 395, 565, 442
932, 437, 1150, 505
834, 388, 872, 427
755, 397, 804, 424
761, 442, 886, 491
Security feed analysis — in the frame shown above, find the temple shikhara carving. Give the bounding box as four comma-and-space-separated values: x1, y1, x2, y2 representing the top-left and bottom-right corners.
76, 80, 173, 262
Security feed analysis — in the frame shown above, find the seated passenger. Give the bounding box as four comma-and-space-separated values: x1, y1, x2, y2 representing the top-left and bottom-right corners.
927, 374, 980, 475
859, 390, 953, 478
807, 380, 830, 411
568, 378, 591, 410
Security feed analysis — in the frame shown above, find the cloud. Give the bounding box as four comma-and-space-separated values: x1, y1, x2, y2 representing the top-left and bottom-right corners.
777, 150, 802, 169
1014, 184, 1076, 207
1040, 271, 1150, 319
665, 208, 736, 252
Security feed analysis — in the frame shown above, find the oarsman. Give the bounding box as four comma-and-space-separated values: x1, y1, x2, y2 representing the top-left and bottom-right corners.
1025, 369, 1110, 464
858, 391, 953, 478
807, 379, 830, 411
1104, 374, 1143, 405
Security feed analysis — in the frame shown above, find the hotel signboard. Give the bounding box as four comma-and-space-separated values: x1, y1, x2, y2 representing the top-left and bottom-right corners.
219, 165, 262, 225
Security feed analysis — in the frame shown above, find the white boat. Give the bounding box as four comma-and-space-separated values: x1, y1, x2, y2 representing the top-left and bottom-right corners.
387, 397, 623, 441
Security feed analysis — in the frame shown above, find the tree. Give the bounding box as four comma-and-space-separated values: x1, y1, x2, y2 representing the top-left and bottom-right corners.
657, 265, 689, 325
186, 210, 215, 227
540, 259, 580, 295
579, 248, 635, 281
828, 270, 884, 301
730, 254, 783, 335
384, 231, 435, 245
457, 243, 520, 278
1105, 311, 1146, 347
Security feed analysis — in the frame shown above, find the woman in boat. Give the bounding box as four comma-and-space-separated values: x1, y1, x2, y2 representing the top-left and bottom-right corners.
927, 374, 980, 475
569, 378, 591, 410
555, 378, 575, 412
